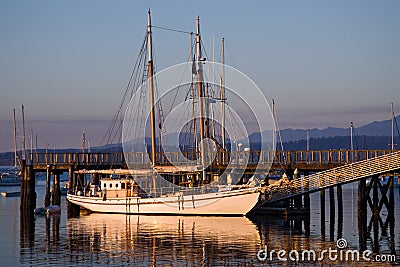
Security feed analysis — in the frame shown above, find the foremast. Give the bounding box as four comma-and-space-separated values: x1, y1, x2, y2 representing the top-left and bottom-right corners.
195, 16, 207, 181
147, 9, 157, 166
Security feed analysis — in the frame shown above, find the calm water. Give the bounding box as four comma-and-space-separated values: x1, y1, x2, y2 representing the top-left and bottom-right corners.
0, 173, 399, 266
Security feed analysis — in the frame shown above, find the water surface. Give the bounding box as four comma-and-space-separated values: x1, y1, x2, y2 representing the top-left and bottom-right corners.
1, 175, 399, 266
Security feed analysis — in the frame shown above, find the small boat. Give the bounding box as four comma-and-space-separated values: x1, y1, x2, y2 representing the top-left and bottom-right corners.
1, 191, 20, 197
0, 172, 21, 186
34, 205, 61, 215
0, 109, 22, 186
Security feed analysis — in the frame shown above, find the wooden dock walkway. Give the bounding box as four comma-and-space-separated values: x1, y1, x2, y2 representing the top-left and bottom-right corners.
265, 150, 400, 203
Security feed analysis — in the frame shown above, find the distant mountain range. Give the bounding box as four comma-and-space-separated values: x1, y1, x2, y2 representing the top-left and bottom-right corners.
279, 115, 400, 142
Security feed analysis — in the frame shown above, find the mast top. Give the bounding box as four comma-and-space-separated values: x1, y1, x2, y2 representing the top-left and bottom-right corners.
196, 16, 200, 35
147, 9, 153, 62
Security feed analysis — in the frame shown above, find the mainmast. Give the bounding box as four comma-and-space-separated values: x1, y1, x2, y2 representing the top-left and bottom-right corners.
13, 108, 17, 168
220, 38, 226, 152
196, 16, 207, 180
190, 32, 197, 153
147, 9, 157, 166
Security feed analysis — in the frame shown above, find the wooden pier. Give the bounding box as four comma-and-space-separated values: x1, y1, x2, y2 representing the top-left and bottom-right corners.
18, 149, 399, 219
30, 149, 395, 172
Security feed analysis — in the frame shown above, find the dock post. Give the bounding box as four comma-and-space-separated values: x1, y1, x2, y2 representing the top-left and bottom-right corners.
67, 165, 80, 218
68, 163, 74, 193
329, 187, 335, 241
358, 177, 367, 251
320, 189, 325, 240
20, 160, 36, 247
293, 168, 302, 209
372, 175, 379, 218
337, 184, 343, 239
388, 175, 395, 255
45, 165, 51, 207
303, 171, 310, 212
52, 172, 61, 206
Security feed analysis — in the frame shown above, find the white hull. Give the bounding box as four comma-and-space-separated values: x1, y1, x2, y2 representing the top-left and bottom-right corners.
67, 187, 260, 215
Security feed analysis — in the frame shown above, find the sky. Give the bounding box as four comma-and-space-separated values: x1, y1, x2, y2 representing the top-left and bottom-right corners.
0, 0, 399, 152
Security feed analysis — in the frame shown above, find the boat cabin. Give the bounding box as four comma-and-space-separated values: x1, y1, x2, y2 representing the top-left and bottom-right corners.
99, 178, 138, 198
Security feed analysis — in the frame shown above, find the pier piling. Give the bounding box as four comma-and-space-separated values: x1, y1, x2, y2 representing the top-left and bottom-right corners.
20, 160, 36, 246
45, 165, 51, 207
52, 172, 61, 206
320, 189, 325, 240
67, 166, 80, 218
337, 185, 343, 239
329, 187, 335, 241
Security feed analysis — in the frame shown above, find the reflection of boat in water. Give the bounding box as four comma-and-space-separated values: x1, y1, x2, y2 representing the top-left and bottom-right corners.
67, 213, 260, 266
67, 10, 274, 216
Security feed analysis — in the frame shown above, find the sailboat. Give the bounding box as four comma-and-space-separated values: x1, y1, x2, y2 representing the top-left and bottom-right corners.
67, 11, 274, 215
0, 108, 21, 186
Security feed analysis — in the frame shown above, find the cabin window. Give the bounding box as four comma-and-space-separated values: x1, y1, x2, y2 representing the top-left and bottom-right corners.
116, 183, 119, 188
103, 183, 106, 188
109, 183, 112, 188
121, 183, 125, 189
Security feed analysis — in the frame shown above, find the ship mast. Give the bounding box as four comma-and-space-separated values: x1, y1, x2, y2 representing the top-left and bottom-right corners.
147, 9, 157, 166
220, 38, 226, 152
22, 105, 26, 161
391, 102, 394, 150
13, 108, 17, 168
196, 16, 207, 180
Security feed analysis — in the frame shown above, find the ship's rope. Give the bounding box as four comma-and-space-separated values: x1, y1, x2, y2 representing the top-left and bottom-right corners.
100, 34, 147, 147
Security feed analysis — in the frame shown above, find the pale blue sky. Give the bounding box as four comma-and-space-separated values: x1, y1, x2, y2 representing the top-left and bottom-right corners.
0, 0, 399, 151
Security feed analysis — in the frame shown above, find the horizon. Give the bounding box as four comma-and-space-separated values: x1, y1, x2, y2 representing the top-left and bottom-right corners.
1, 1, 399, 152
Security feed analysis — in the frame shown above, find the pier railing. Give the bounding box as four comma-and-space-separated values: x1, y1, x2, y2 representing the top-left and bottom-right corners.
31, 152, 125, 166
31, 149, 395, 169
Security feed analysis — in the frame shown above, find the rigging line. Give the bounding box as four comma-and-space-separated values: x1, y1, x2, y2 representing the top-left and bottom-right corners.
151, 25, 192, 35
169, 39, 195, 114
200, 39, 223, 93
224, 41, 237, 70
112, 42, 148, 145
101, 34, 147, 146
